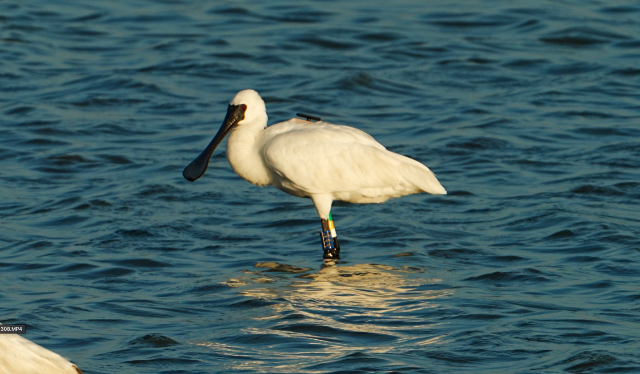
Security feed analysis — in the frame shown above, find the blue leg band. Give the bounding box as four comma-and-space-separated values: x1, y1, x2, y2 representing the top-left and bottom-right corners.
321, 230, 335, 250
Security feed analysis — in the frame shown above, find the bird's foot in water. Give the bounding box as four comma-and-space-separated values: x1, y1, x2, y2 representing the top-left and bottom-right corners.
320, 230, 340, 259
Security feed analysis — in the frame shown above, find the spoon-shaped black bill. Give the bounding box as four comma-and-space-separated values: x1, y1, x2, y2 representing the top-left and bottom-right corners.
183, 104, 245, 182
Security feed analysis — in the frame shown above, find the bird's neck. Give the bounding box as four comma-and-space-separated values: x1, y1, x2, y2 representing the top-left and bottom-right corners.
226, 116, 271, 186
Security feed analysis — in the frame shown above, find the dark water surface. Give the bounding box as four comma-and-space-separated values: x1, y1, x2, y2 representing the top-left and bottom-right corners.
1, 0, 640, 373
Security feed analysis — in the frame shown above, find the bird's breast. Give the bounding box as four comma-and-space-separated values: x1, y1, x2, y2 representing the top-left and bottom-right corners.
226, 127, 271, 186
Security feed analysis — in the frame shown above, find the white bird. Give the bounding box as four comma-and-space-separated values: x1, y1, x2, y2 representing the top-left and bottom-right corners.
183, 89, 446, 258
0, 329, 82, 374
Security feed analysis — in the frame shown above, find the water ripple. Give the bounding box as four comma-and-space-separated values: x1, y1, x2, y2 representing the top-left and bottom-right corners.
1, 0, 640, 373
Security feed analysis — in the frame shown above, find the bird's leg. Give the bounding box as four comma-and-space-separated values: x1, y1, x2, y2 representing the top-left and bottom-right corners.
320, 212, 340, 259
329, 213, 341, 257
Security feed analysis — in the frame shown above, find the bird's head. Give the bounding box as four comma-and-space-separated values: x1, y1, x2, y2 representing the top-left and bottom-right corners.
230, 89, 266, 126
182, 89, 267, 182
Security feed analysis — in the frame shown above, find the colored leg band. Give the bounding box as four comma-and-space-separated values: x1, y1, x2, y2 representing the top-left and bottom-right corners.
320, 217, 340, 259
321, 230, 335, 250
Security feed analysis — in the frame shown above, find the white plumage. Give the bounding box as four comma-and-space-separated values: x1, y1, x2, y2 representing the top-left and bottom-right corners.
0, 331, 81, 374
184, 89, 446, 257
253, 118, 445, 215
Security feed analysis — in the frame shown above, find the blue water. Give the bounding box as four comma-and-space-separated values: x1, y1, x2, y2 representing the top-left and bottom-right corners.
1, 0, 640, 373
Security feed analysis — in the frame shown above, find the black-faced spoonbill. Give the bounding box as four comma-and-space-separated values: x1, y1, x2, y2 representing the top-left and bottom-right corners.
0, 329, 82, 373
183, 89, 446, 259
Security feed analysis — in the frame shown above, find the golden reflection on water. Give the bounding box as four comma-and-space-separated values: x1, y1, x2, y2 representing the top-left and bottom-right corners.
197, 262, 453, 372
251, 262, 445, 311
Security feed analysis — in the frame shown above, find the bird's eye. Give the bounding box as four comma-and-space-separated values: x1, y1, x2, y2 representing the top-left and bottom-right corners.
241, 104, 247, 111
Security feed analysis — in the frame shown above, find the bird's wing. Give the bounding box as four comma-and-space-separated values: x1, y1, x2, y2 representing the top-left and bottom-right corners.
0, 334, 80, 374
261, 122, 445, 197
262, 121, 386, 151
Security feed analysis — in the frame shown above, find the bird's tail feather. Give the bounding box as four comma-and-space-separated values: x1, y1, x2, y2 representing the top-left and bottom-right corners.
399, 158, 447, 195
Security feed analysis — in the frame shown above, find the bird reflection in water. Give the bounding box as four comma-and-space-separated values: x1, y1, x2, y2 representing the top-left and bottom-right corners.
196, 261, 452, 372
249, 262, 446, 310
